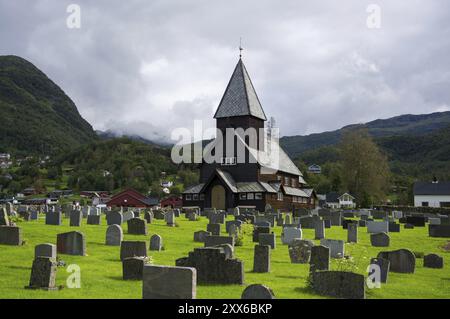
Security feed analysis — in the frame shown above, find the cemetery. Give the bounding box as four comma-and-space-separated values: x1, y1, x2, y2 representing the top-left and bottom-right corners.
0, 205, 449, 299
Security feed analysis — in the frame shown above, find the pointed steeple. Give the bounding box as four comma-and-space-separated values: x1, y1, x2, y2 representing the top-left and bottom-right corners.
214, 59, 267, 121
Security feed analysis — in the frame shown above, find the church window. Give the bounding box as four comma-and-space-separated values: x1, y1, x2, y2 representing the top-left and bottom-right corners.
239, 193, 247, 200
193, 194, 199, 200
277, 192, 283, 201
247, 193, 254, 200
255, 193, 263, 200
186, 194, 192, 201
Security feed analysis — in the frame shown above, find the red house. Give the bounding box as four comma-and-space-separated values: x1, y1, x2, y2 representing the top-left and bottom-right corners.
160, 195, 182, 208
106, 188, 159, 208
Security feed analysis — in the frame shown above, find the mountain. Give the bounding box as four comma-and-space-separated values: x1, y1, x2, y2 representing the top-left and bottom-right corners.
280, 111, 450, 158
96, 130, 171, 148
0, 55, 97, 155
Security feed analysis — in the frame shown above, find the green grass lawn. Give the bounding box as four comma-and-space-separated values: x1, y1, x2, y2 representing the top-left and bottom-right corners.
0, 215, 449, 299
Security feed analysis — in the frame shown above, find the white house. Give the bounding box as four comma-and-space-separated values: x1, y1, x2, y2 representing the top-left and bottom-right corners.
325, 192, 356, 209
307, 164, 322, 174
413, 181, 450, 208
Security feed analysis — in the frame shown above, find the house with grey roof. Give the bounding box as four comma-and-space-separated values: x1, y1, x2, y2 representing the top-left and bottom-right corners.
413, 180, 450, 208
182, 57, 317, 211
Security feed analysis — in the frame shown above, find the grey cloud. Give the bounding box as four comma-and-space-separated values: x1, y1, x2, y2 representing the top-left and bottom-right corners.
1, 0, 449, 141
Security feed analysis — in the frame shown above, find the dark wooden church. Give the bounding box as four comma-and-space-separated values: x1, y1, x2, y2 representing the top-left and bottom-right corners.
182, 58, 316, 211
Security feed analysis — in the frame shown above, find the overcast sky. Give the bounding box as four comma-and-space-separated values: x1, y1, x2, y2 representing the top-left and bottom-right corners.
1, 0, 450, 143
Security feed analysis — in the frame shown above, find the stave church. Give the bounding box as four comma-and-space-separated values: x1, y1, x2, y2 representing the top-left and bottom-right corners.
182, 56, 317, 211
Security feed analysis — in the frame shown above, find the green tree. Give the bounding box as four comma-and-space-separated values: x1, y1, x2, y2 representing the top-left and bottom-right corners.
340, 129, 390, 207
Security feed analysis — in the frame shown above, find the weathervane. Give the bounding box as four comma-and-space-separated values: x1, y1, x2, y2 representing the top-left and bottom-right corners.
239, 37, 244, 58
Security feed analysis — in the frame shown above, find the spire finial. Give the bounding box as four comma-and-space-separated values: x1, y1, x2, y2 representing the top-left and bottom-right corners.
239, 37, 244, 58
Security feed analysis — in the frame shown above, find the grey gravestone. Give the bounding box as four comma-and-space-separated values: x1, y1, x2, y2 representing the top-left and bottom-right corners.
406, 216, 425, 227
123, 211, 134, 222
187, 212, 198, 221
0, 226, 23, 245
0, 208, 10, 226
30, 210, 38, 220
347, 223, 358, 243
216, 243, 234, 259
107, 211, 123, 225
404, 223, 414, 229
377, 249, 415, 273
226, 220, 242, 233
388, 222, 400, 232
314, 220, 325, 240
207, 223, 221, 236
281, 227, 302, 245
144, 211, 153, 224
106, 224, 123, 246
87, 215, 101, 225
35, 243, 56, 259
241, 284, 275, 299
259, 232, 275, 249
176, 247, 243, 285
369, 257, 390, 283
367, 221, 389, 233
253, 226, 270, 242
26, 257, 58, 290
330, 212, 342, 226
70, 210, 82, 227
428, 225, 450, 238
45, 211, 62, 225
311, 271, 365, 299
150, 234, 163, 251
370, 232, 390, 247
166, 211, 176, 227
320, 239, 345, 258
204, 235, 234, 247
143, 265, 196, 299
194, 230, 211, 243
289, 239, 314, 264
120, 241, 147, 260
122, 257, 148, 280
323, 219, 331, 228
127, 218, 148, 235
56, 231, 86, 256
310, 245, 330, 273
423, 253, 443, 269
299, 216, 315, 229
253, 244, 270, 273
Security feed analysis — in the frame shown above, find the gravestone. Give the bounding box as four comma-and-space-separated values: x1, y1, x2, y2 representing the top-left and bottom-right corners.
69, 210, 82, 227
144, 211, 153, 224
106, 211, 123, 225
150, 234, 163, 251
318, 209, 331, 218
284, 214, 292, 225
241, 284, 275, 299
330, 212, 342, 226
176, 247, 243, 284
0, 226, 23, 245
253, 226, 271, 242
388, 222, 400, 232
320, 239, 345, 258
377, 249, 415, 273
372, 211, 387, 220
120, 241, 147, 260
323, 219, 331, 228
122, 257, 148, 280
428, 217, 441, 225
404, 223, 414, 229
253, 245, 270, 273
406, 216, 425, 227
311, 271, 365, 299
289, 239, 314, 264
428, 225, 450, 238
26, 257, 58, 290
194, 230, 211, 243
1, 208, 10, 226
310, 245, 330, 273
371, 232, 390, 247
314, 220, 325, 240
228, 223, 239, 238
258, 232, 276, 249
142, 265, 196, 299
123, 211, 134, 222
369, 257, 390, 283
207, 223, 221, 236
166, 211, 176, 227
56, 231, 86, 256
35, 243, 56, 259
347, 223, 358, 243
299, 216, 315, 229
153, 210, 165, 220
30, 209, 39, 221
204, 235, 234, 247
106, 224, 123, 246
423, 253, 443, 269
87, 215, 101, 225
127, 218, 148, 235
187, 212, 198, 221
281, 227, 302, 245
367, 221, 389, 234
45, 211, 62, 225
276, 215, 284, 226
215, 243, 234, 259
226, 220, 242, 233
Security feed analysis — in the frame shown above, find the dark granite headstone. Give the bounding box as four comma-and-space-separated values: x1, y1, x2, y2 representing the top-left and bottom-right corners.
122, 257, 148, 280
241, 284, 275, 299
377, 249, 415, 273
56, 231, 86, 256
26, 257, 57, 290
310, 245, 330, 273
423, 253, 444, 269
312, 271, 365, 299
369, 257, 390, 283
120, 241, 147, 260
127, 218, 148, 235
253, 244, 270, 273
